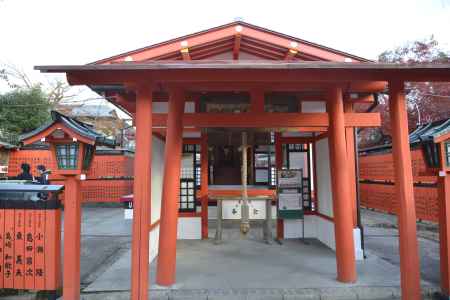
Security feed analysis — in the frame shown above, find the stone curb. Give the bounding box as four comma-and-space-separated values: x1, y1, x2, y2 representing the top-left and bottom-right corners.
75, 286, 440, 300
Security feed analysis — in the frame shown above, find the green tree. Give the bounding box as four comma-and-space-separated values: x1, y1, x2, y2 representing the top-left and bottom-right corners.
0, 87, 51, 144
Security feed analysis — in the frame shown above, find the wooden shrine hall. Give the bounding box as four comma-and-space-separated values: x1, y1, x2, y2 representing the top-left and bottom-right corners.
35, 21, 450, 300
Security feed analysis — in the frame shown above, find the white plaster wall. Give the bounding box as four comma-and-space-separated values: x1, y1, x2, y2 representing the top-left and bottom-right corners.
315, 138, 333, 218
177, 217, 201, 239
147, 136, 165, 262
316, 216, 336, 250
283, 215, 317, 238
283, 215, 363, 260
353, 227, 364, 260
149, 224, 160, 263
151, 136, 165, 224
315, 217, 363, 260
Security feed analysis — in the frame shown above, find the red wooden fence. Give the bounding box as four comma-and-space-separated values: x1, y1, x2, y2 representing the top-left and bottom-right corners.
7, 149, 134, 203
359, 148, 439, 222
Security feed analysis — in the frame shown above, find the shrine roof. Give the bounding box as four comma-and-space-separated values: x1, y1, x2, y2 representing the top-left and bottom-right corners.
20, 111, 115, 147
360, 117, 450, 154
35, 61, 450, 84
36, 60, 450, 72
409, 118, 450, 143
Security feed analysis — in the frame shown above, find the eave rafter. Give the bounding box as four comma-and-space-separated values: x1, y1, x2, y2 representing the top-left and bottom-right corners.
239, 45, 281, 60
189, 39, 234, 60
192, 46, 233, 60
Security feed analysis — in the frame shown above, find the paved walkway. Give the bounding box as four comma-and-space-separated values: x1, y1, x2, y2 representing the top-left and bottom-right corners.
34, 206, 438, 300
78, 207, 438, 299
361, 208, 441, 286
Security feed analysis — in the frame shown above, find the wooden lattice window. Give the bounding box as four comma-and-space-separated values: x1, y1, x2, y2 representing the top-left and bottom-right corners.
180, 144, 200, 212
179, 179, 196, 212
55, 143, 79, 169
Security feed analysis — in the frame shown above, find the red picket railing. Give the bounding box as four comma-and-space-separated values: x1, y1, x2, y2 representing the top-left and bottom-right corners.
359, 148, 439, 223
7, 149, 134, 203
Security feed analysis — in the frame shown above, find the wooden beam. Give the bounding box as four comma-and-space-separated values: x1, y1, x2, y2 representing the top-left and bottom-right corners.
345, 94, 375, 103
233, 34, 241, 60
434, 132, 450, 144
64, 66, 450, 85
167, 81, 387, 93
344, 112, 380, 127
151, 112, 380, 128
278, 136, 315, 144
114, 93, 137, 112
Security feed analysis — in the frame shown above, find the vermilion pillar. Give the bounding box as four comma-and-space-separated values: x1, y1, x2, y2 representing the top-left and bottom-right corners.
344, 102, 357, 227
438, 169, 450, 296
389, 80, 421, 300
274, 132, 284, 240
130, 86, 152, 300
63, 175, 81, 299
327, 87, 357, 283
156, 88, 185, 286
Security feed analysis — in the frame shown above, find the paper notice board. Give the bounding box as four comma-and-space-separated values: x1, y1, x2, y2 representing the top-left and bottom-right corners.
277, 169, 303, 219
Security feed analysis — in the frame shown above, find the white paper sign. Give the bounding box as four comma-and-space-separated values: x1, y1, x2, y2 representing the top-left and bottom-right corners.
279, 193, 302, 210
278, 169, 302, 187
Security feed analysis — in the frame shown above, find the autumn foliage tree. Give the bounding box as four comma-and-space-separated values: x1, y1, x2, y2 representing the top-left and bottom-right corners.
358, 36, 450, 148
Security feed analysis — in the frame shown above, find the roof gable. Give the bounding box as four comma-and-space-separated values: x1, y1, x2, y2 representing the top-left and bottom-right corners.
93, 21, 371, 64
20, 111, 115, 147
